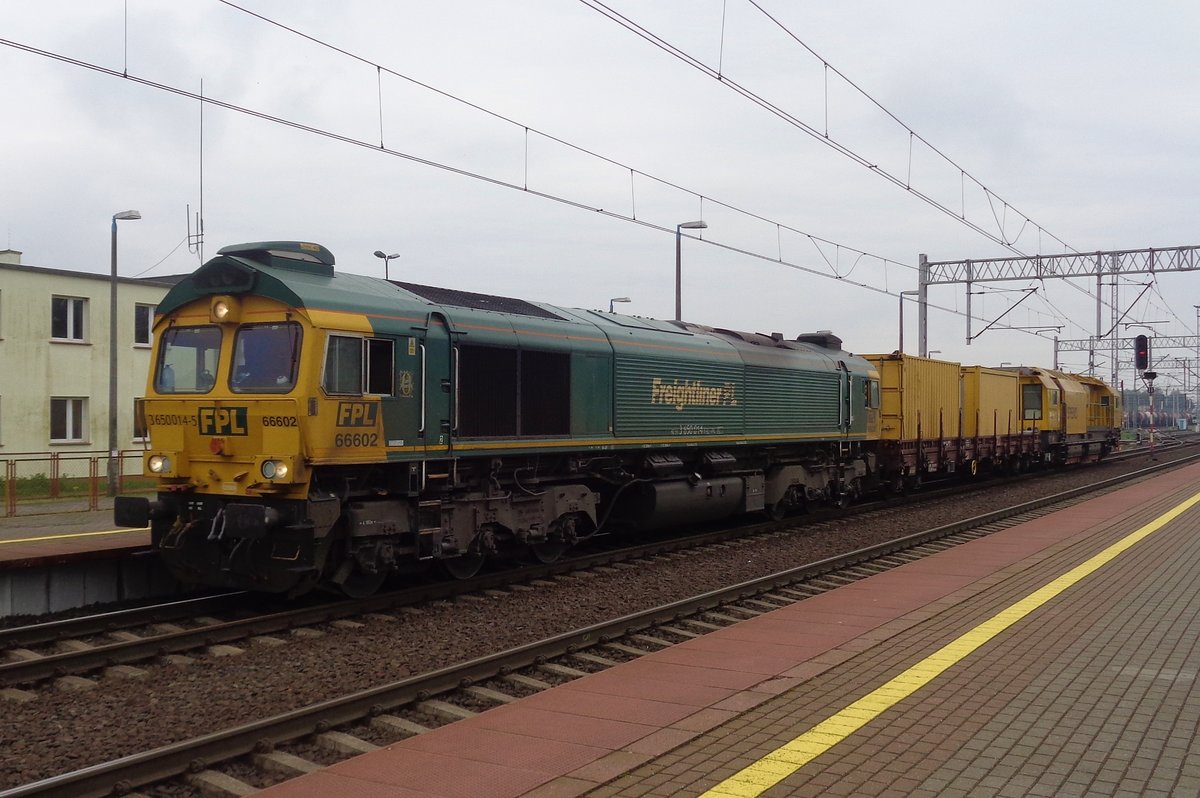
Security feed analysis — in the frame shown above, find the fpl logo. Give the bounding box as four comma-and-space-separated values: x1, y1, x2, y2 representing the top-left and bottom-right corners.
336, 402, 378, 427
198, 407, 248, 435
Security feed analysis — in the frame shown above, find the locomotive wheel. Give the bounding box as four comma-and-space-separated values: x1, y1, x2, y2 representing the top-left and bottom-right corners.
441, 552, 485, 580
529, 539, 570, 564
339, 565, 387, 599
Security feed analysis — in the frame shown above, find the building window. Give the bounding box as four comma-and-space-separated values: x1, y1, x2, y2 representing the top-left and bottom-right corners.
134, 304, 154, 346
51, 296, 87, 341
50, 398, 87, 442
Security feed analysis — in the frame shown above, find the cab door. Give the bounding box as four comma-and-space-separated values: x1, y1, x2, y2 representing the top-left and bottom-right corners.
420, 312, 455, 458
378, 335, 422, 448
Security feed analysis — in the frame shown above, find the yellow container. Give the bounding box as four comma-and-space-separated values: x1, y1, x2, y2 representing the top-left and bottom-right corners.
862, 354, 962, 440
960, 366, 1021, 438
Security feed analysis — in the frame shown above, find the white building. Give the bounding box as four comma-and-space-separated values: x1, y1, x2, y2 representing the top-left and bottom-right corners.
0, 249, 180, 477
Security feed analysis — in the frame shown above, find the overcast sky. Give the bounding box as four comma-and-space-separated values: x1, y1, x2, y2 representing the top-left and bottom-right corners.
3, 1, 1198, 388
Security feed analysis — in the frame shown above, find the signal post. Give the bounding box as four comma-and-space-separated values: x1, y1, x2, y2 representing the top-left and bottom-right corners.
1136, 334, 1157, 460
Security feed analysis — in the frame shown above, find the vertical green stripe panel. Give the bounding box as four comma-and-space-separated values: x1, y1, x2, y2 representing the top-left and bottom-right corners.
614, 357, 744, 437
745, 366, 841, 433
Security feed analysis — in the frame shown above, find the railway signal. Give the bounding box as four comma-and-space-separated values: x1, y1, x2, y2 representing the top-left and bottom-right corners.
1135, 334, 1150, 371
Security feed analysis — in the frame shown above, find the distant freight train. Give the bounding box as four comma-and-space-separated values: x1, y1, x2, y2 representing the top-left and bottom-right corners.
115, 242, 1121, 596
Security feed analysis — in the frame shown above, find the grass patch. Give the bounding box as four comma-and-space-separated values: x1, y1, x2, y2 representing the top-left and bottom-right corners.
0, 474, 156, 500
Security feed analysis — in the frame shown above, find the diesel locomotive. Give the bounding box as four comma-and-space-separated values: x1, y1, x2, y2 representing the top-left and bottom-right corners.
115, 241, 1120, 596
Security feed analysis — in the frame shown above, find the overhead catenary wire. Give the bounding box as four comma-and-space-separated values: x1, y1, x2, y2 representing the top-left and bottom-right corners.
576, 0, 1117, 336
1, 14, 1067, 343
576, 0, 1068, 257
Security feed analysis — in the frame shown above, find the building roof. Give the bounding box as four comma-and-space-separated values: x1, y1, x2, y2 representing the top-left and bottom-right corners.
0, 260, 186, 287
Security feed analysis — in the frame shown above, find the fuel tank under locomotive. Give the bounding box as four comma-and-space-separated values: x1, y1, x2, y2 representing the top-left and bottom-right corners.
610, 474, 766, 529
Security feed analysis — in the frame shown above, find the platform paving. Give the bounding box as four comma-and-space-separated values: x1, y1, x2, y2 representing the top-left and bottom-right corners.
256, 461, 1200, 798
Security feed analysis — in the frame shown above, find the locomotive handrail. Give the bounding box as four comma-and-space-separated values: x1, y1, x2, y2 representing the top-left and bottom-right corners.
452, 344, 461, 434
418, 343, 427, 435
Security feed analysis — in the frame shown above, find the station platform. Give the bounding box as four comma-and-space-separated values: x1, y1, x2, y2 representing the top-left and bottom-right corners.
0, 509, 158, 617
257, 460, 1200, 798
0, 507, 149, 569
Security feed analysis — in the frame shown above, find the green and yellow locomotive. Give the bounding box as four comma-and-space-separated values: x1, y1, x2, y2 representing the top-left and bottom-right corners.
116, 242, 881, 595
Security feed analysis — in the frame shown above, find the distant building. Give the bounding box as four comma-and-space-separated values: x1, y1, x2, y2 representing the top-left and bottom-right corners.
0, 249, 182, 476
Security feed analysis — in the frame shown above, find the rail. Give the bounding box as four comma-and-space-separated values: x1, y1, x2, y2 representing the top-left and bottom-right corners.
3, 450, 1197, 798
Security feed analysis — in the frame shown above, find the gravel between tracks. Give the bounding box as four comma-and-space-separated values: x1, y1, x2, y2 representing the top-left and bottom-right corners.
0, 453, 1179, 789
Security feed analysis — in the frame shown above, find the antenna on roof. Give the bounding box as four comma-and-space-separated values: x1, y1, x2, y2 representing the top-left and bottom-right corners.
187, 79, 206, 263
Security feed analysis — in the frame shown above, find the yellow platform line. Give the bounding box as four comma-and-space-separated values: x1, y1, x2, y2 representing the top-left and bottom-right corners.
0, 527, 148, 546
700, 488, 1200, 797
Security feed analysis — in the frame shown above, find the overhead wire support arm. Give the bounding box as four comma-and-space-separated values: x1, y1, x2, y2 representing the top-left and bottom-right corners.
967, 288, 1037, 342
1057, 335, 1200, 353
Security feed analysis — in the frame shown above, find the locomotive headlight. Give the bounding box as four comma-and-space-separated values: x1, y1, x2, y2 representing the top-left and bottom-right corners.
261, 460, 289, 480
148, 455, 172, 474
209, 295, 241, 324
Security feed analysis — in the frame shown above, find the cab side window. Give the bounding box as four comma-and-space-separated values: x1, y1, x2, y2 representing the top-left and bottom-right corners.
323, 334, 395, 396
1022, 384, 1043, 420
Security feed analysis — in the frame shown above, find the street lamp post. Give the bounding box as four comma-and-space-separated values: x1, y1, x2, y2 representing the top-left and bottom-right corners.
675, 220, 707, 321
374, 250, 400, 280
609, 296, 631, 313
109, 210, 141, 497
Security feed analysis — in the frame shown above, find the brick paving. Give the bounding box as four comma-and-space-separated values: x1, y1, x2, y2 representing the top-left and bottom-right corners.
260, 462, 1200, 798
592, 471, 1200, 798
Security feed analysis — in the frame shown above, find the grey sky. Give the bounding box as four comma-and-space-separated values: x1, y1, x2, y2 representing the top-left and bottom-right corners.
3, 1, 1198, 386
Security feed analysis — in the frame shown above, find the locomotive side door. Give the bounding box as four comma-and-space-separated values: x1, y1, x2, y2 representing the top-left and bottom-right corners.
378, 334, 422, 447
420, 311, 455, 459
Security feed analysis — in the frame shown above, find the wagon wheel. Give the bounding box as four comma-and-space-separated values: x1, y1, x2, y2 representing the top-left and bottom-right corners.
339, 564, 387, 598
440, 552, 485, 580
764, 502, 788, 521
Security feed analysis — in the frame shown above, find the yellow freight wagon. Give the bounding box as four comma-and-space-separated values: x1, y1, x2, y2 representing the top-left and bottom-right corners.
960, 366, 1021, 438
862, 354, 962, 441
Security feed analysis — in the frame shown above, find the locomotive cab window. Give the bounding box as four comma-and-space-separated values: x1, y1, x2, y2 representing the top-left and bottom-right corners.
155, 326, 221, 394
458, 345, 569, 437
231, 322, 302, 393
322, 334, 395, 396
865, 379, 880, 409
1022, 384, 1043, 420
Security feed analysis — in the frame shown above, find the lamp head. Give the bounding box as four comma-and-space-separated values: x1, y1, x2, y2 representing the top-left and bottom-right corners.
678, 220, 707, 230
113, 210, 141, 221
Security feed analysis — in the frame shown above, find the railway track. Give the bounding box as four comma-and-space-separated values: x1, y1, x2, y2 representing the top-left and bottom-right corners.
0, 440, 1190, 691
3, 449, 1196, 798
